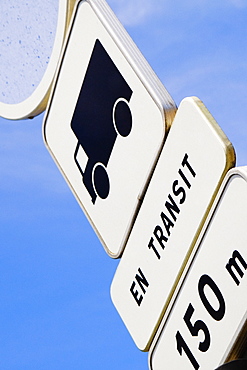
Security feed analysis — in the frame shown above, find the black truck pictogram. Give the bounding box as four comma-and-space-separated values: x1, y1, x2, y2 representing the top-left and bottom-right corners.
70, 39, 133, 204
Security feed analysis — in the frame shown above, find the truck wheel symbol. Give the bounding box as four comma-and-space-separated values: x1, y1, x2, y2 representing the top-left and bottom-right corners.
70, 39, 133, 204
92, 163, 110, 200
113, 98, 132, 137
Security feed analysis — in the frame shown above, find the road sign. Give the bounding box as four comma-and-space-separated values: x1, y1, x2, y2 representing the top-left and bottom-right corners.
43, 0, 176, 258
0, 0, 76, 120
149, 167, 247, 370
111, 97, 235, 351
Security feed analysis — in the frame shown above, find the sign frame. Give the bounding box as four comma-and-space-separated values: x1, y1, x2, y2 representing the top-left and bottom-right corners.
110, 97, 236, 350
149, 166, 247, 369
43, 0, 176, 258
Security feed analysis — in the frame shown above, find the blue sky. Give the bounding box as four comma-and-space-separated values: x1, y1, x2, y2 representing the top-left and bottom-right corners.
0, 1, 247, 369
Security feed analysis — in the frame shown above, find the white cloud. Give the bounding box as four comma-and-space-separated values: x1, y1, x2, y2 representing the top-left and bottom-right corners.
108, 0, 247, 27
108, 0, 161, 26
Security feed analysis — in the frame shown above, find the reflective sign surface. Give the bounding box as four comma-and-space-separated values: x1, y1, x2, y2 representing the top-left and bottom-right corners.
149, 167, 247, 369
111, 97, 235, 350
43, 0, 176, 258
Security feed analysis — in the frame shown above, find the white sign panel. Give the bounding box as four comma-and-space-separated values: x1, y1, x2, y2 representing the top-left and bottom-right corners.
111, 97, 235, 350
0, 0, 76, 120
43, 0, 176, 257
149, 167, 247, 370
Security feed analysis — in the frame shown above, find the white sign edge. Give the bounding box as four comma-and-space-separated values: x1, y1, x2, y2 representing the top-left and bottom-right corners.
148, 166, 247, 369
110, 96, 236, 350
42, 0, 177, 258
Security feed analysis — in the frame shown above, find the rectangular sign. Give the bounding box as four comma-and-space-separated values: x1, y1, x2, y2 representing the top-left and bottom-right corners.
43, 0, 176, 258
149, 167, 247, 369
111, 97, 235, 351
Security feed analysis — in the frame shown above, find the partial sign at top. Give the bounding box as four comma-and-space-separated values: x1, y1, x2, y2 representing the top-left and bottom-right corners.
0, 0, 76, 120
111, 97, 235, 350
43, 0, 176, 257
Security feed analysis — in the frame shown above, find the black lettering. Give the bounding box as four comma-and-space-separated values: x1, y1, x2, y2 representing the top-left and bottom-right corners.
135, 268, 149, 293
173, 180, 186, 204
130, 268, 149, 307
146, 154, 196, 265
153, 225, 168, 249
130, 281, 143, 306
226, 250, 247, 286
160, 212, 174, 237
182, 153, 196, 177
179, 169, 191, 189
198, 274, 225, 321
165, 194, 180, 221
148, 237, 161, 260
176, 331, 199, 369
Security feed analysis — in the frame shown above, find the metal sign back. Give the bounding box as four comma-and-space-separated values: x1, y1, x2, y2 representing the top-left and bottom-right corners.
0, 0, 76, 120
43, 0, 176, 258
111, 97, 235, 350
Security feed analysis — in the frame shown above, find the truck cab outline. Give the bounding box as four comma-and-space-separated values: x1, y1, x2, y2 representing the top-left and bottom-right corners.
71, 39, 133, 204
